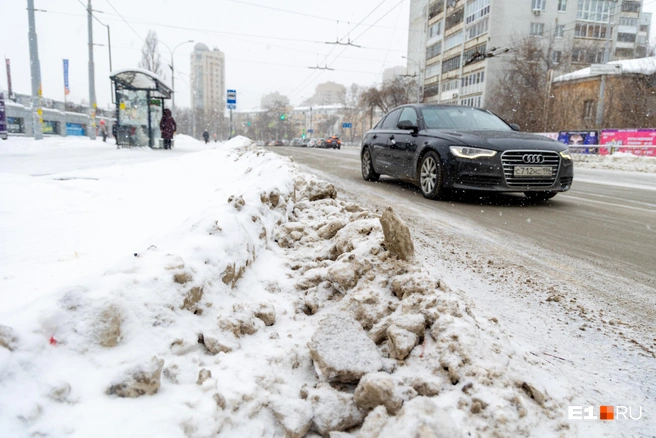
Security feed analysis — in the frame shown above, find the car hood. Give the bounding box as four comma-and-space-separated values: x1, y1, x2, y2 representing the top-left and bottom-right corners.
423, 129, 567, 152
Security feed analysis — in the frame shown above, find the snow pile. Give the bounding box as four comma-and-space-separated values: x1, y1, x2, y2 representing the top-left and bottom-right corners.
1, 138, 572, 437
573, 151, 656, 173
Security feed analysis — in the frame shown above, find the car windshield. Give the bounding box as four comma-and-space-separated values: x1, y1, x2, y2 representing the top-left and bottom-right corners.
421, 107, 512, 131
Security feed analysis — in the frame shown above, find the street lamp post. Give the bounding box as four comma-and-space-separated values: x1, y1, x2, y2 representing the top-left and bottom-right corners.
161, 40, 194, 118
402, 56, 423, 104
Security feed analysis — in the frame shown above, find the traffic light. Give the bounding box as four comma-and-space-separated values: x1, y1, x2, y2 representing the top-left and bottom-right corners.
280, 114, 286, 121
302, 133, 306, 139
247, 121, 251, 126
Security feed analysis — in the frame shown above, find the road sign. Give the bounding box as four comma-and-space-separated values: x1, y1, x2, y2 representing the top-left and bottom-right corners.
307, 129, 314, 133
227, 89, 237, 104
227, 104, 236, 110
590, 64, 621, 75
342, 122, 352, 128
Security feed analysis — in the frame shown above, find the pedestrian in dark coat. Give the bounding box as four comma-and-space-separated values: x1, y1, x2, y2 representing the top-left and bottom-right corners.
202, 130, 210, 144
160, 108, 176, 149
112, 122, 118, 145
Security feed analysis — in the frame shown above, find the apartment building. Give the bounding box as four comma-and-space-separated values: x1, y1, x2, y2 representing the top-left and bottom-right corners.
190, 43, 226, 119
407, 0, 652, 108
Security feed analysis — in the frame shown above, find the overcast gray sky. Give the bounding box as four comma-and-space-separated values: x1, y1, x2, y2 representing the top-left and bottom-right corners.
0, 0, 412, 111
3, 1, 656, 112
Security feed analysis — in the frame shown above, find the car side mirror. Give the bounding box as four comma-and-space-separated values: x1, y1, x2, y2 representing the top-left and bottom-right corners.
509, 123, 520, 131
397, 120, 419, 134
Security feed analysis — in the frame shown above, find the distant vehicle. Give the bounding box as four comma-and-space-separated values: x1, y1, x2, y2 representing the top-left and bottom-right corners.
360, 104, 574, 201
307, 139, 318, 148
272, 140, 284, 146
255, 140, 265, 146
0, 92, 7, 140
323, 136, 341, 149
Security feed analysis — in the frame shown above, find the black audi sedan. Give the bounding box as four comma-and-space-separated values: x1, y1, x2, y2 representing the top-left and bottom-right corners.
360, 104, 573, 200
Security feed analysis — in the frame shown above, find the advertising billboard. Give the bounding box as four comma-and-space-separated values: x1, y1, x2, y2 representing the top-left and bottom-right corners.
557, 130, 599, 153
599, 129, 656, 156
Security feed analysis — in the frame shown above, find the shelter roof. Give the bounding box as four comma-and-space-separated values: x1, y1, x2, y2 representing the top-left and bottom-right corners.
110, 68, 172, 98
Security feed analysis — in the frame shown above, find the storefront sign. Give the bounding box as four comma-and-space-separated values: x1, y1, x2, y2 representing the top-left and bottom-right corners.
66, 123, 86, 136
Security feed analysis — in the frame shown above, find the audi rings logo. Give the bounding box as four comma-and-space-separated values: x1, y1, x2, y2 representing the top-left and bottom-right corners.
522, 154, 544, 164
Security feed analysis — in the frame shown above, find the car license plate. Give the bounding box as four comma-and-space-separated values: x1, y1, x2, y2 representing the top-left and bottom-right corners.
514, 166, 552, 177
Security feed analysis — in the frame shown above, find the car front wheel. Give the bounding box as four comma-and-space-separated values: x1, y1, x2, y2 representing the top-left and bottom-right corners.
524, 191, 557, 201
419, 151, 444, 199
361, 147, 380, 182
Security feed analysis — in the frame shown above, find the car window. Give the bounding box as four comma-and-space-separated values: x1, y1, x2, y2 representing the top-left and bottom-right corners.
421, 107, 511, 131
381, 109, 402, 130
398, 107, 418, 127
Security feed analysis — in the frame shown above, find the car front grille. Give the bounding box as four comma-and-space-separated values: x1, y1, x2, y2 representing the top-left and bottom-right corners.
501, 150, 560, 187
457, 174, 503, 187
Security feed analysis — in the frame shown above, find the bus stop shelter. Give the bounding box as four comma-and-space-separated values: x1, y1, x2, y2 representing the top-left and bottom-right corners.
110, 68, 172, 148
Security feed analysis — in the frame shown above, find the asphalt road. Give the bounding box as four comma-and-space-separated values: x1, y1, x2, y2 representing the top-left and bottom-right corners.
270, 145, 656, 290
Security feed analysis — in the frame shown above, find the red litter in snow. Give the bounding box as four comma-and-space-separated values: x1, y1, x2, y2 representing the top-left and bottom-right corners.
49, 336, 57, 345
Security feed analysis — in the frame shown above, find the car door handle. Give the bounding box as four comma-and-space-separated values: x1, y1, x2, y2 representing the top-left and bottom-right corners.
389, 135, 396, 145
372, 134, 377, 139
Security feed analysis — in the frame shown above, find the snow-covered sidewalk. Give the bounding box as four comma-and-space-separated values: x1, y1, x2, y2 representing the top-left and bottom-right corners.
0, 136, 628, 437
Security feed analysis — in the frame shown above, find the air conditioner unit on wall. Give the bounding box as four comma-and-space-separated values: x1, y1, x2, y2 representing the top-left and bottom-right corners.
452, 93, 458, 99
532, 9, 542, 16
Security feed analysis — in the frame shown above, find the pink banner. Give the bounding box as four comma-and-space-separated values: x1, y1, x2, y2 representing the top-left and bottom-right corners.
599, 129, 656, 156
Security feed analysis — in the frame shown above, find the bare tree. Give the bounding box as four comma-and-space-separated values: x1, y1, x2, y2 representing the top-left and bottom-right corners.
139, 30, 164, 78
360, 77, 418, 115
486, 36, 571, 132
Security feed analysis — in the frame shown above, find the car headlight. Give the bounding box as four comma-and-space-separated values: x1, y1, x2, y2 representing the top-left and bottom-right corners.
560, 149, 572, 160
449, 146, 497, 159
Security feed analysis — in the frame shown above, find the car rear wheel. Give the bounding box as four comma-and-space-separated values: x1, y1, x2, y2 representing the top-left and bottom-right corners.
361, 147, 380, 182
419, 151, 444, 199
524, 191, 557, 201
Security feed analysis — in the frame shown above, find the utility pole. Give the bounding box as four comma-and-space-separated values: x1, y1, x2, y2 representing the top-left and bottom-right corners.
87, 0, 97, 140
27, 0, 43, 140
595, 2, 615, 129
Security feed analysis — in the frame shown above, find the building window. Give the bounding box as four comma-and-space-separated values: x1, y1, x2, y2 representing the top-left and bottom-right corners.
619, 17, 638, 27
426, 41, 443, 59
617, 32, 637, 43
583, 100, 595, 122
615, 47, 635, 58
425, 62, 441, 78
557, 0, 567, 11
428, 21, 442, 39
467, 17, 489, 40
428, 0, 445, 20
460, 95, 482, 107
465, 0, 490, 25
621, 1, 640, 13
424, 83, 440, 98
555, 25, 565, 37
575, 22, 608, 39
577, 0, 612, 23
444, 31, 464, 51
442, 55, 461, 73
532, 0, 547, 11
571, 47, 586, 62
463, 43, 487, 65
530, 23, 544, 36
461, 70, 485, 95
441, 79, 459, 92
552, 50, 562, 63
445, 7, 464, 31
